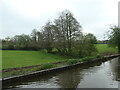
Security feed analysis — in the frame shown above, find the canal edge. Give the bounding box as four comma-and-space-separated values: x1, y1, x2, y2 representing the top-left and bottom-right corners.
2, 54, 120, 85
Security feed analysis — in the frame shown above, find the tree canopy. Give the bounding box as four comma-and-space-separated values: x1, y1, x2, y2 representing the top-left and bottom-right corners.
107, 25, 120, 53
2, 10, 98, 57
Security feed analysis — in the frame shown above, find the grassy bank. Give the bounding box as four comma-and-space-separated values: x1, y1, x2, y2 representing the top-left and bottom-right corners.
2, 44, 118, 78
2, 56, 102, 78
2, 44, 118, 69
2, 50, 70, 69
96, 44, 118, 54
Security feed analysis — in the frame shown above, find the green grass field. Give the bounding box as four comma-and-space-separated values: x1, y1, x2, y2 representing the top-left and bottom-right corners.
96, 44, 118, 54
2, 50, 70, 69
2, 44, 118, 70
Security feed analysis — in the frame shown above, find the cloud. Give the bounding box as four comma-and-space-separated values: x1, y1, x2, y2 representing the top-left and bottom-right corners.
1, 0, 67, 19
1, 0, 119, 40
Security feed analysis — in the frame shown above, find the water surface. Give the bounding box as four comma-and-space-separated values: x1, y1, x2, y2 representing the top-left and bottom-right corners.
4, 57, 120, 88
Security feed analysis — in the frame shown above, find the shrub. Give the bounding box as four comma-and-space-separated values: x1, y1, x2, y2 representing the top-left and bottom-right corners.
67, 59, 79, 65
81, 56, 95, 61
36, 64, 54, 71
96, 54, 104, 59
2, 44, 14, 50
78, 59, 82, 62
96, 54, 101, 58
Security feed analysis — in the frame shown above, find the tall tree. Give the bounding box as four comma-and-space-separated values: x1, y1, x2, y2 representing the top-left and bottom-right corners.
54, 10, 82, 54
42, 21, 54, 53
82, 33, 97, 56
12, 34, 31, 49
74, 33, 97, 57
31, 29, 38, 43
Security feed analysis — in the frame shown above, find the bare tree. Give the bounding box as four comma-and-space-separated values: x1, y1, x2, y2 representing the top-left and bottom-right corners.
54, 10, 82, 54
42, 21, 54, 53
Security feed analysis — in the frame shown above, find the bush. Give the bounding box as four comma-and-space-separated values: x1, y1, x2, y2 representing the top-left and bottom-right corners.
96, 54, 104, 59
37, 64, 54, 71
96, 54, 101, 58
2, 45, 14, 50
81, 56, 95, 61
67, 59, 79, 65
78, 59, 82, 62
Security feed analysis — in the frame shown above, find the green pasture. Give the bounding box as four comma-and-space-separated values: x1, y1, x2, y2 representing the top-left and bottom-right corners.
96, 44, 118, 54
2, 44, 118, 69
2, 50, 69, 69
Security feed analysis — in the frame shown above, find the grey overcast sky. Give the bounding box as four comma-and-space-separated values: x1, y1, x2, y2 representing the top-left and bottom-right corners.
0, 0, 119, 40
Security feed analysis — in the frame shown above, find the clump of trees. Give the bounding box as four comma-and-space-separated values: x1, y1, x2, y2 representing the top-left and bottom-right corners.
2, 10, 97, 57
107, 25, 120, 53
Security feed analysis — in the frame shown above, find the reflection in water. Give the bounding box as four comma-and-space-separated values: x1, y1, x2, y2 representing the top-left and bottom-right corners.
109, 58, 119, 81
77, 60, 118, 88
118, 57, 120, 81
3, 57, 119, 89
56, 68, 81, 88
56, 61, 102, 88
